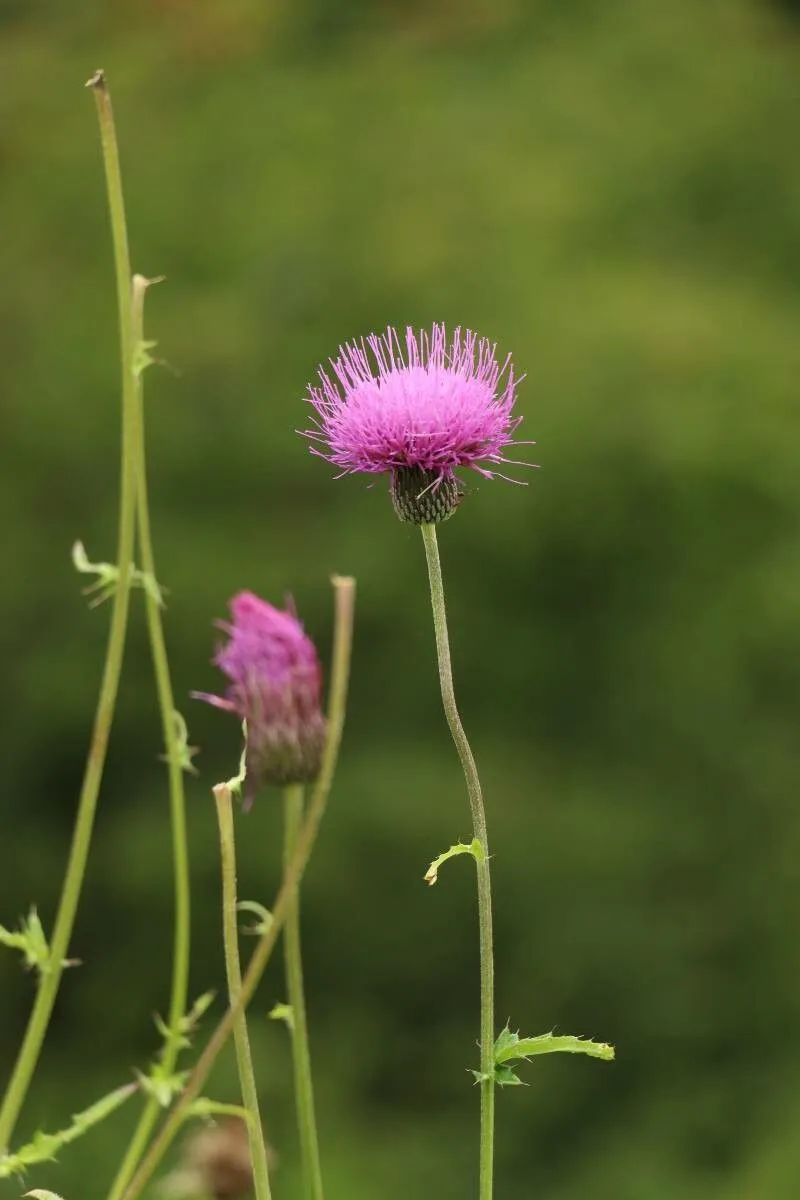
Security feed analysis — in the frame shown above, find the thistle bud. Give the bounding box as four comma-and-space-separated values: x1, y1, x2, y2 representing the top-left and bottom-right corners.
193, 591, 327, 802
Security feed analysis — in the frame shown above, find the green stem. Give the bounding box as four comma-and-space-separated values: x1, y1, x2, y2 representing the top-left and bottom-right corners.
121, 575, 356, 1200
104, 275, 192, 1200
283, 784, 324, 1200
420, 522, 495, 1200
0, 70, 138, 1154
214, 784, 273, 1200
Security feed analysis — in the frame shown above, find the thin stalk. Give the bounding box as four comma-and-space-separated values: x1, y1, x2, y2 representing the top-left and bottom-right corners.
104, 275, 192, 1200
420, 522, 495, 1200
283, 784, 324, 1200
0, 70, 138, 1153
214, 784, 273, 1200
122, 575, 356, 1200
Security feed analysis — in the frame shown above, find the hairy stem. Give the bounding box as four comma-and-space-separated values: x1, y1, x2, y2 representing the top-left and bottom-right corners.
0, 70, 138, 1153
420, 522, 495, 1200
121, 576, 356, 1200
104, 275, 192, 1200
283, 784, 324, 1200
215, 785, 273, 1200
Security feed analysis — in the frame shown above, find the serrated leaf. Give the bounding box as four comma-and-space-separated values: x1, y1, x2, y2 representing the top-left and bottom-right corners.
0, 909, 77, 976
0, 1083, 136, 1177
136, 1068, 188, 1108
494, 1026, 615, 1065
424, 839, 482, 886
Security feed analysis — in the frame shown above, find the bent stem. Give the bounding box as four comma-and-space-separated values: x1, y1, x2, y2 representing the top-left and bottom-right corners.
121, 575, 356, 1200
105, 276, 192, 1200
420, 522, 495, 1200
0, 70, 138, 1153
214, 784, 273, 1200
283, 784, 324, 1200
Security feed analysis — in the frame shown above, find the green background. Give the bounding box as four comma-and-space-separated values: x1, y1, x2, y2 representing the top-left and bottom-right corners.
2, 0, 800, 1196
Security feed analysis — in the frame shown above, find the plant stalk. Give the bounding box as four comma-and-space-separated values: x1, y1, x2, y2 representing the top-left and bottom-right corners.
105, 274, 192, 1200
283, 784, 324, 1200
0, 70, 138, 1153
215, 784, 273, 1200
420, 522, 495, 1200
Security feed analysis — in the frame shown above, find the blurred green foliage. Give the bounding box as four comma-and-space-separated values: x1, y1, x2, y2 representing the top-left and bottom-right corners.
1, 0, 800, 1196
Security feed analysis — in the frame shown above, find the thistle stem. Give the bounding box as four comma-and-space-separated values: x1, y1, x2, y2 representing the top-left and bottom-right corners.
214, 784, 273, 1200
0, 71, 138, 1153
420, 522, 495, 1200
104, 275, 192, 1200
283, 784, 324, 1200
121, 576, 356, 1200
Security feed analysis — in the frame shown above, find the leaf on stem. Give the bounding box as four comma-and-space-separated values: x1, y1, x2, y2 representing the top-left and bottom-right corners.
71, 540, 165, 608
473, 1024, 615, 1087
423, 838, 482, 886
0, 1084, 137, 1177
161, 711, 200, 775
0, 909, 79, 975
267, 1002, 294, 1032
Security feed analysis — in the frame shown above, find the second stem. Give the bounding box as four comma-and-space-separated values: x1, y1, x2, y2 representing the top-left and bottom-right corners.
283, 783, 324, 1200
420, 522, 495, 1200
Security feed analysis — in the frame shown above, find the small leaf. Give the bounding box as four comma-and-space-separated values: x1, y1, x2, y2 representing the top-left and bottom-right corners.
136, 1068, 188, 1109
0, 909, 77, 976
0, 1083, 137, 1177
162, 710, 199, 774
237, 900, 272, 936
268, 1002, 294, 1032
494, 1026, 615, 1066
26, 1190, 67, 1200
424, 839, 482, 886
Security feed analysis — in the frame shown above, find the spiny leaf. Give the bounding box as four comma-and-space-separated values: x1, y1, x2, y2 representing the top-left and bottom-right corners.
136, 1068, 188, 1109
0, 1084, 137, 1177
424, 838, 482, 886
0, 909, 77, 975
163, 710, 199, 774
71, 541, 165, 608
494, 1026, 615, 1066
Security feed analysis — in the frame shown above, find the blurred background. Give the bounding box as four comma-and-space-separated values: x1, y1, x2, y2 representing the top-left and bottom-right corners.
2, 0, 800, 1196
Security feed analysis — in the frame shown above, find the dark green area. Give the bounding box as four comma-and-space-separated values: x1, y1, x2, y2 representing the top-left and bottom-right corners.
2, 0, 800, 1195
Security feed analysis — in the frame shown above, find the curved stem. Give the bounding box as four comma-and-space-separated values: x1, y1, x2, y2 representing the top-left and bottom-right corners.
104, 276, 192, 1200
420, 522, 495, 1200
0, 71, 138, 1153
215, 785, 273, 1200
121, 575, 356, 1200
283, 784, 324, 1200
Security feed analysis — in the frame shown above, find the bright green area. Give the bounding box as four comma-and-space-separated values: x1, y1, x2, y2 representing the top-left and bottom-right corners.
1, 0, 800, 1196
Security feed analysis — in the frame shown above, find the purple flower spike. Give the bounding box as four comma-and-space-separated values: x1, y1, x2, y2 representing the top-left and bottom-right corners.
193, 591, 327, 804
302, 324, 530, 523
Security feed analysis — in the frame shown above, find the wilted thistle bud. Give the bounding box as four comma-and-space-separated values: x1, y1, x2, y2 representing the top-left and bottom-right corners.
162, 1116, 275, 1200
193, 591, 327, 803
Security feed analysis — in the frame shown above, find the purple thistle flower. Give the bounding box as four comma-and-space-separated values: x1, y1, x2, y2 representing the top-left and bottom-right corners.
193, 591, 327, 803
302, 324, 530, 523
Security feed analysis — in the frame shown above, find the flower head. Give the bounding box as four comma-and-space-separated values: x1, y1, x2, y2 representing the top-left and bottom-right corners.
193, 591, 327, 802
303, 324, 528, 523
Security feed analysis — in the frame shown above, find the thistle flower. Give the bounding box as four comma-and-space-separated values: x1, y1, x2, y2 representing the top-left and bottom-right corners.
193, 591, 327, 802
303, 323, 528, 523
